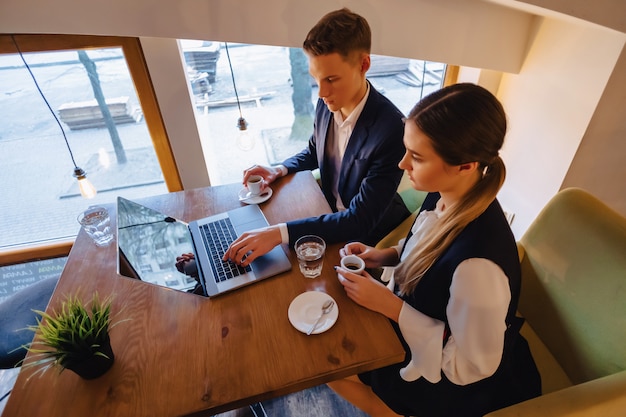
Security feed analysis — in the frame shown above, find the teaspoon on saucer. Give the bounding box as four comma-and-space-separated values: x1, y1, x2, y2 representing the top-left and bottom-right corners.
307, 299, 335, 335
239, 190, 270, 202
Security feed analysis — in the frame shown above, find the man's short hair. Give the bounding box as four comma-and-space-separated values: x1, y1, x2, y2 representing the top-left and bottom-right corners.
303, 8, 371, 59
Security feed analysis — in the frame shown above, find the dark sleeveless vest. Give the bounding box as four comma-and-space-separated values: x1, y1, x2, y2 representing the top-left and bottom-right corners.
402, 192, 521, 325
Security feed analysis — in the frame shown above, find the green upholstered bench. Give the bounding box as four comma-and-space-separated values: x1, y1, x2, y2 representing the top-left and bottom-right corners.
376, 172, 427, 250
486, 187, 626, 416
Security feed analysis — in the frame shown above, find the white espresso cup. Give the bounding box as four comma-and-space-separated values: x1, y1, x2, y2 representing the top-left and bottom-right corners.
340, 254, 365, 275
247, 174, 263, 196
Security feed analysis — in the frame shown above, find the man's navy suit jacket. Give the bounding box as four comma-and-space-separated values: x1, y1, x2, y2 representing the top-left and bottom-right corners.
282, 83, 410, 246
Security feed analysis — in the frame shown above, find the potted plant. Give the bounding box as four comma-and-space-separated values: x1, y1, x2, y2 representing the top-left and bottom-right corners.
22, 292, 121, 380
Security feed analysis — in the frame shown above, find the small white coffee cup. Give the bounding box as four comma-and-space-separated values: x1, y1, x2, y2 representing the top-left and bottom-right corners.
247, 174, 263, 196
340, 254, 365, 275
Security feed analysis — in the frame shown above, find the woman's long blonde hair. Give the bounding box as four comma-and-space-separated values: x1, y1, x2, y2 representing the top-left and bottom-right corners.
395, 83, 507, 295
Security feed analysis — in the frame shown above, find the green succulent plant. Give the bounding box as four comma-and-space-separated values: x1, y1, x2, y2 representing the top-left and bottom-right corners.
22, 292, 119, 378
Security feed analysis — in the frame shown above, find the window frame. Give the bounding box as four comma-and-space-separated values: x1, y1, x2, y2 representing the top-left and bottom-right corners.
0, 34, 181, 265
0, 35, 459, 266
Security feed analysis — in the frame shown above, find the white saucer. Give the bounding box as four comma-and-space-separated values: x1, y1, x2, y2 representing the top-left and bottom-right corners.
288, 291, 338, 335
238, 187, 273, 204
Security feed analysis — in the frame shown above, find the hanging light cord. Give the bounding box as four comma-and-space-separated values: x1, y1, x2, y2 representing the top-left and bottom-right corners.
10, 35, 79, 168
224, 42, 244, 121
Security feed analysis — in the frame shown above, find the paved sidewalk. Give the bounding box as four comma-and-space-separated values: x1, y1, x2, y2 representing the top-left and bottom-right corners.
0, 120, 167, 249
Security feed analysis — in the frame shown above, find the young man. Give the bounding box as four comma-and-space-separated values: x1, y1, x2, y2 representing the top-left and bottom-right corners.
223, 8, 409, 267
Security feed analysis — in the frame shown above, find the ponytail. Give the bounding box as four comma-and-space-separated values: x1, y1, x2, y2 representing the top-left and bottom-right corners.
394, 84, 508, 295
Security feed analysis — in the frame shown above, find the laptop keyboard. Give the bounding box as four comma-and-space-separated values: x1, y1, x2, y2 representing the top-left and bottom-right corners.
200, 218, 251, 283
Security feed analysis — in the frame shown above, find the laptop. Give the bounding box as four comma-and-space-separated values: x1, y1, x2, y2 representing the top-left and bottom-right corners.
116, 197, 291, 297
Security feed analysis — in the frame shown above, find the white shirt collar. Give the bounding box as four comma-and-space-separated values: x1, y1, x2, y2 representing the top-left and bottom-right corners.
333, 81, 370, 127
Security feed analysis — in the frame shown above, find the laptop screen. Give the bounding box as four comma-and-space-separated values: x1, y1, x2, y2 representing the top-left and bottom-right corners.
116, 197, 199, 293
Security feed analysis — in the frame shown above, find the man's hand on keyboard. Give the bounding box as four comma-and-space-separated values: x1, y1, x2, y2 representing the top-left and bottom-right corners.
223, 226, 282, 267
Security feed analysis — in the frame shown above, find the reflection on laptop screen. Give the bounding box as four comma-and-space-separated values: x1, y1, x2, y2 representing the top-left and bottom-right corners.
116, 197, 199, 293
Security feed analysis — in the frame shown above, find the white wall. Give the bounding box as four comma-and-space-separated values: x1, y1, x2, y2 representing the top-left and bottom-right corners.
0, 0, 533, 72
517, 0, 626, 33
561, 44, 626, 215
496, 17, 625, 236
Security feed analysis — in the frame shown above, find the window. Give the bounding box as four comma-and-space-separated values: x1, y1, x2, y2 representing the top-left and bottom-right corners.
0, 36, 453, 291
0, 35, 181, 265
180, 42, 448, 186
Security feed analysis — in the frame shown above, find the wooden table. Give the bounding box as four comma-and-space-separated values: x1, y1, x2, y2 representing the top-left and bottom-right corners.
3, 172, 404, 417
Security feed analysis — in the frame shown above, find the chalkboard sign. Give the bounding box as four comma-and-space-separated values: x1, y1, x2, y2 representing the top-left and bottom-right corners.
0, 258, 67, 303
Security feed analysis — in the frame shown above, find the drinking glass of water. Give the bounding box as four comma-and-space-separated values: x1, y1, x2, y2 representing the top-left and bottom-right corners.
77, 206, 114, 247
294, 235, 326, 278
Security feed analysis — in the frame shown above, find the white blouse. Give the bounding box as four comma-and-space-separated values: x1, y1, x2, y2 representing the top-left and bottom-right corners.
380, 201, 511, 385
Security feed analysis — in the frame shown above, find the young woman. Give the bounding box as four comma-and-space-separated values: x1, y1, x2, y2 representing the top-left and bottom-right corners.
331, 83, 541, 417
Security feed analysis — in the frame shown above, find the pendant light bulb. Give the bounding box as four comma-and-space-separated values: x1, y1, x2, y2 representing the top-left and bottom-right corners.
73, 167, 97, 199
236, 117, 254, 151
237, 116, 248, 131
